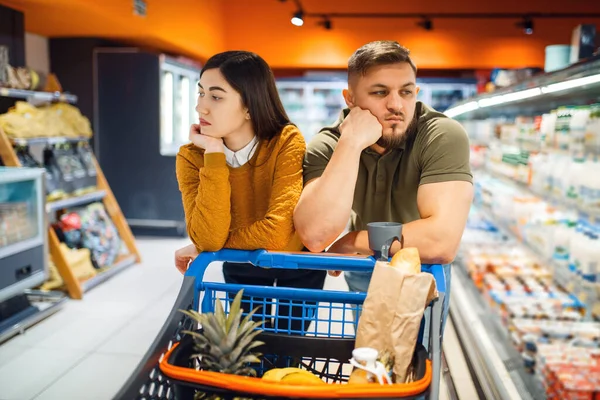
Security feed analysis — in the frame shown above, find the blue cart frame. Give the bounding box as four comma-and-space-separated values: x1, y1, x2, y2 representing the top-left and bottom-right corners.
115, 249, 446, 400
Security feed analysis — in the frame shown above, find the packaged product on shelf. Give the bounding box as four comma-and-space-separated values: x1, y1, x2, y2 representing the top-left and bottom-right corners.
579, 159, 600, 211
54, 202, 123, 270
77, 202, 122, 269
540, 111, 558, 150
44, 144, 72, 194
536, 344, 600, 400
57, 212, 83, 249
14, 144, 65, 201
554, 107, 575, 152
57, 242, 96, 281
43, 145, 69, 199
0, 102, 45, 138
0, 201, 35, 247
585, 104, 600, 156
50, 103, 93, 138
0, 101, 93, 139
75, 141, 98, 191
569, 106, 591, 161
53, 143, 88, 195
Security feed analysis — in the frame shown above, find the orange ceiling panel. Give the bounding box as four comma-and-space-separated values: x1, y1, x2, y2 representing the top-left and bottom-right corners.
1, 0, 599, 69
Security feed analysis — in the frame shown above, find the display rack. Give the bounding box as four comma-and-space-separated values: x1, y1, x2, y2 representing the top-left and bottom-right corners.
450, 259, 546, 400
448, 54, 600, 399
475, 171, 600, 320
0, 90, 141, 299
0, 167, 68, 344
0, 88, 78, 104
445, 55, 600, 119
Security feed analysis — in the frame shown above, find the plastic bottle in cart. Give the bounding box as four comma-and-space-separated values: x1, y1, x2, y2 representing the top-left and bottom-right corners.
348, 348, 391, 384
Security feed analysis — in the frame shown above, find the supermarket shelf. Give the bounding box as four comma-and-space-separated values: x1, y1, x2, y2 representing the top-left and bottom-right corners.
46, 190, 107, 213
0, 88, 77, 104
0, 290, 68, 345
0, 236, 43, 261
80, 254, 137, 293
447, 55, 600, 119
451, 260, 546, 400
477, 204, 600, 320
10, 136, 90, 146
483, 166, 600, 222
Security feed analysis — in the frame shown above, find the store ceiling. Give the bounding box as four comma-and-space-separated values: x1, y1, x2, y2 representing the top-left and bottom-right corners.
2, 0, 600, 69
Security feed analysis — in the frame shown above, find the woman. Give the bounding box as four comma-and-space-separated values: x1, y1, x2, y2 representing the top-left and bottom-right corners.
174, 51, 325, 333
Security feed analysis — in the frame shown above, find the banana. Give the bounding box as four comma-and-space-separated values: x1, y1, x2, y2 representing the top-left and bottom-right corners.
280, 372, 326, 385
262, 367, 325, 385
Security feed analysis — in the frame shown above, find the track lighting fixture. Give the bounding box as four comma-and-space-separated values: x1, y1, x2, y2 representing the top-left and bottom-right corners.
320, 17, 332, 30
417, 18, 433, 31
276, 1, 597, 33
291, 10, 304, 26
519, 17, 534, 35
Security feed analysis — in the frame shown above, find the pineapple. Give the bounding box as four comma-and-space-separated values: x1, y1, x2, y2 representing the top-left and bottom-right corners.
180, 289, 265, 377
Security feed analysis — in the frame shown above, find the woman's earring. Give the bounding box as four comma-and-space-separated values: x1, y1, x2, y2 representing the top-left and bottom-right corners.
246, 114, 251, 120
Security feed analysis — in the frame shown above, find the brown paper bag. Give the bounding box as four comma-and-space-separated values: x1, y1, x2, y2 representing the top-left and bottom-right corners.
355, 261, 438, 383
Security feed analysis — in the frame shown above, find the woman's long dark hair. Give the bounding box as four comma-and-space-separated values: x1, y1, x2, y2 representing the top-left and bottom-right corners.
201, 51, 292, 142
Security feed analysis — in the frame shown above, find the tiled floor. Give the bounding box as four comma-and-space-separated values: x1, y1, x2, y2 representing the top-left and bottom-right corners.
0, 237, 468, 399
0, 237, 190, 400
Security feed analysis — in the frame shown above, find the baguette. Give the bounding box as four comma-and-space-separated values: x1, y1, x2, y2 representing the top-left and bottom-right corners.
389, 247, 421, 274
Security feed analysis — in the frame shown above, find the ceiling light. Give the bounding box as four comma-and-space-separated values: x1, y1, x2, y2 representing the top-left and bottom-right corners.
541, 73, 600, 93
516, 17, 534, 35
477, 87, 542, 108
291, 10, 304, 26
444, 101, 480, 118
417, 18, 433, 31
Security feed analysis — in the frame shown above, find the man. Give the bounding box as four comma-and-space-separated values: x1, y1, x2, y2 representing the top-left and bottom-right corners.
293, 40, 473, 331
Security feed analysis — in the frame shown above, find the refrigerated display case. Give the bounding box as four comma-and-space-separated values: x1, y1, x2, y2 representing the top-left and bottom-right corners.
447, 56, 600, 399
277, 78, 477, 141
0, 167, 46, 301
277, 79, 347, 143
94, 50, 200, 235
0, 167, 67, 344
417, 79, 478, 113
159, 59, 200, 157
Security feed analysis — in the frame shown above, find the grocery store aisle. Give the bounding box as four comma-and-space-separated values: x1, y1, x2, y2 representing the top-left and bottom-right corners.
0, 237, 190, 400
0, 238, 477, 399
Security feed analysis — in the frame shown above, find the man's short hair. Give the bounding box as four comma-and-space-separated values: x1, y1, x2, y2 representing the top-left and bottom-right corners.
348, 41, 417, 85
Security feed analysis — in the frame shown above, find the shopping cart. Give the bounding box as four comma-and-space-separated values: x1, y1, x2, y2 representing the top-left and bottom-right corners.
115, 249, 446, 400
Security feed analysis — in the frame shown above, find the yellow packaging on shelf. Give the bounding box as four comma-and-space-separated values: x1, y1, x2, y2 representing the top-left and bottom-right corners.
52, 103, 93, 138
59, 243, 97, 281
0, 101, 93, 139
40, 258, 64, 291
0, 102, 45, 138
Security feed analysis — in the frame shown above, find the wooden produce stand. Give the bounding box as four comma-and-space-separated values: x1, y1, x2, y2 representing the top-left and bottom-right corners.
0, 89, 141, 299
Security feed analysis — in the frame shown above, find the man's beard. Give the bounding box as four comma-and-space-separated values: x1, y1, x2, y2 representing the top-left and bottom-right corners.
376, 115, 418, 149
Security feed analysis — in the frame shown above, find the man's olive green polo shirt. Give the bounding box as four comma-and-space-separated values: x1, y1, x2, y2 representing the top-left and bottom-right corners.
303, 101, 473, 231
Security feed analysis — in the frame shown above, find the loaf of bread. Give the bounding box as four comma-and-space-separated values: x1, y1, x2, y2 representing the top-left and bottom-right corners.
389, 247, 421, 274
